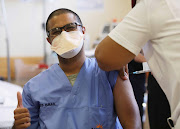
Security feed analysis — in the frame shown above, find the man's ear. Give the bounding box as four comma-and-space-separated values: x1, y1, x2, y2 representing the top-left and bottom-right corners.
46, 37, 52, 45
82, 27, 86, 34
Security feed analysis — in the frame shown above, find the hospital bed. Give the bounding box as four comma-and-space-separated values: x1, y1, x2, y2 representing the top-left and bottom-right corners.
0, 80, 23, 129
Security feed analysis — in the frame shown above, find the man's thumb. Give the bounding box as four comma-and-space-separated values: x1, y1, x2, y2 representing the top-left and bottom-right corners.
17, 92, 23, 108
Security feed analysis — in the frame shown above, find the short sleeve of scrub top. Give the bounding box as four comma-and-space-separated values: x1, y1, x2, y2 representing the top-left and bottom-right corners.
22, 83, 39, 129
108, 0, 151, 55
105, 71, 119, 90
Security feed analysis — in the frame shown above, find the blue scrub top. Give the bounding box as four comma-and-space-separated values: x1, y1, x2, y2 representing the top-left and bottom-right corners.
22, 58, 121, 129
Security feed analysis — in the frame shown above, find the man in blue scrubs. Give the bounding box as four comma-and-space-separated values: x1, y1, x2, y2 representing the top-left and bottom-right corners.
13, 8, 141, 129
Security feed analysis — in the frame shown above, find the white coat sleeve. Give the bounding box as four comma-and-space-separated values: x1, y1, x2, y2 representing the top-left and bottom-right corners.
108, 0, 151, 55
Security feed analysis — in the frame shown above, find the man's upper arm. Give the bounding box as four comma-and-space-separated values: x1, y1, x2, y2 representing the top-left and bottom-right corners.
95, 0, 150, 71
113, 74, 141, 129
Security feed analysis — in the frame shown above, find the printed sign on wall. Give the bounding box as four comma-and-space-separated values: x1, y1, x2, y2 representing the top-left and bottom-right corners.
77, 0, 104, 11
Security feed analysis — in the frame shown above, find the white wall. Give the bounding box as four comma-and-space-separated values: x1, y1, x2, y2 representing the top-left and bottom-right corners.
0, 0, 131, 57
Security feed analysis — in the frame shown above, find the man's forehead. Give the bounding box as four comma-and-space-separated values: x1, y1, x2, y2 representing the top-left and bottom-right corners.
48, 13, 77, 28
49, 13, 77, 29
50, 13, 76, 23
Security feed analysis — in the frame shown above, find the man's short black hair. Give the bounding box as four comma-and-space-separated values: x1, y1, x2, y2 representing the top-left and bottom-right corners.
46, 8, 83, 33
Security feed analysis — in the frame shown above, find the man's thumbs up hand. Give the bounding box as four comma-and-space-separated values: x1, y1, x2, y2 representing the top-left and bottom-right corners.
13, 92, 31, 129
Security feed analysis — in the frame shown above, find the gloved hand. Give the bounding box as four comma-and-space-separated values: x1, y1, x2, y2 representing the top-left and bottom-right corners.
119, 64, 129, 80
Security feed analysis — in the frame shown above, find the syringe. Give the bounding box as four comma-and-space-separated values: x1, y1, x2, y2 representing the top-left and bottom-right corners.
130, 70, 151, 74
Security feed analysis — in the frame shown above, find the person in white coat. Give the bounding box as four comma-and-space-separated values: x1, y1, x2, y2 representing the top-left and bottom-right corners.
95, 0, 180, 128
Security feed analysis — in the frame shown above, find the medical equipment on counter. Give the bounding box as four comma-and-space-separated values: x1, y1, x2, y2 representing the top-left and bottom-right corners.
93, 19, 119, 48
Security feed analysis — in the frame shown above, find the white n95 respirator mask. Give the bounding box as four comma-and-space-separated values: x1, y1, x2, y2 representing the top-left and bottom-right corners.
51, 31, 84, 59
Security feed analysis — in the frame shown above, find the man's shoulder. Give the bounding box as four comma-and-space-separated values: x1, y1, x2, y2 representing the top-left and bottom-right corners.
86, 57, 98, 67
86, 57, 103, 72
